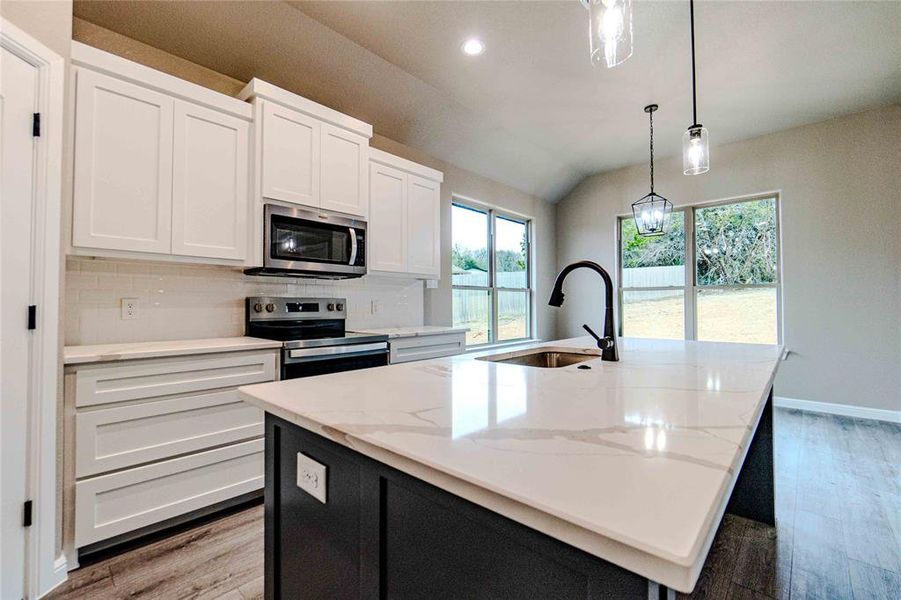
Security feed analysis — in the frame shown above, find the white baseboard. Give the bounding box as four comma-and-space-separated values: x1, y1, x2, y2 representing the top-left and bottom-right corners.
774, 396, 901, 424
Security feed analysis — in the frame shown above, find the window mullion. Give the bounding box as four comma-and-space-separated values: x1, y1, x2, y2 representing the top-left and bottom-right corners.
685, 207, 697, 341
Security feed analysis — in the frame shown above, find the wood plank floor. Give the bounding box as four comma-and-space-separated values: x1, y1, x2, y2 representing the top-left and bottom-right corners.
46, 409, 901, 600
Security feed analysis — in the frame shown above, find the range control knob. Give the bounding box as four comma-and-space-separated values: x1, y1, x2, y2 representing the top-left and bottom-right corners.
336, 303, 345, 311
327, 303, 336, 311
253, 303, 263, 313
265, 303, 276, 313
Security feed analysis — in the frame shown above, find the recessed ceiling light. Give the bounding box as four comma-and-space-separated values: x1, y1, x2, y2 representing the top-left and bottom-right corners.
461, 38, 485, 56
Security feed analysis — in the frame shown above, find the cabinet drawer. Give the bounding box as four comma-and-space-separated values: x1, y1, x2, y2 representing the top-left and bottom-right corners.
76, 389, 263, 477
389, 333, 466, 364
75, 351, 277, 408
75, 439, 263, 548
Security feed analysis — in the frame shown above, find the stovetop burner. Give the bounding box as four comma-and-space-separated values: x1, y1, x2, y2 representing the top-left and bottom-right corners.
245, 296, 388, 349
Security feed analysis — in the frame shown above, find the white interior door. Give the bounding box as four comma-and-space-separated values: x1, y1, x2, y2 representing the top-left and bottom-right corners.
406, 175, 440, 276
368, 162, 407, 272
0, 45, 37, 600
171, 101, 248, 260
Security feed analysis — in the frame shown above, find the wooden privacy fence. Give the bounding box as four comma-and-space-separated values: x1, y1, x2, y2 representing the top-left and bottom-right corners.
453, 272, 528, 322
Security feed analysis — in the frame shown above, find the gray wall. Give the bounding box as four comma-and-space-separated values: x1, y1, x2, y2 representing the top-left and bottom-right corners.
556, 107, 901, 412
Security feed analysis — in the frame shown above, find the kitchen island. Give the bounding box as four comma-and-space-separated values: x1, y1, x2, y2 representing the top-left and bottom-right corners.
238, 336, 782, 599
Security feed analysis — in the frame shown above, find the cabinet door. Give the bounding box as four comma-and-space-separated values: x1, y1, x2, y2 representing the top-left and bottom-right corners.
261, 100, 320, 208
73, 68, 174, 253
171, 101, 248, 260
320, 124, 368, 217
406, 175, 441, 276
368, 162, 407, 273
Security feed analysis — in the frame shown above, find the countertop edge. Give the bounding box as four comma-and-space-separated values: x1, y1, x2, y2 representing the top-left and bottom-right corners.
239, 387, 700, 591
64, 337, 283, 365
353, 327, 469, 339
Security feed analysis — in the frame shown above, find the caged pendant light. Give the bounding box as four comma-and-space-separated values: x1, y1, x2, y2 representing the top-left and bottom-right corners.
582, 0, 633, 68
683, 0, 709, 175
632, 104, 673, 237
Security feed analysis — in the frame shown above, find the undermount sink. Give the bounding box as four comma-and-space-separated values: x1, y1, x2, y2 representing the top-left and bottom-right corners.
476, 346, 602, 368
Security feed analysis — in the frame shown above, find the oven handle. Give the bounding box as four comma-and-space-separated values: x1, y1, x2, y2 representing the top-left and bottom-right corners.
285, 342, 387, 364
348, 227, 358, 266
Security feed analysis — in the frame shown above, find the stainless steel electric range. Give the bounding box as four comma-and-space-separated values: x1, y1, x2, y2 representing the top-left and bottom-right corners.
245, 296, 388, 380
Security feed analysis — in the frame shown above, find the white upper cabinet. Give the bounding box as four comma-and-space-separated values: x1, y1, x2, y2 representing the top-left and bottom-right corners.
321, 124, 368, 218
368, 148, 443, 279
70, 42, 252, 264
73, 68, 174, 254
239, 79, 372, 220
406, 175, 440, 276
368, 162, 407, 272
260, 100, 320, 208
171, 102, 249, 260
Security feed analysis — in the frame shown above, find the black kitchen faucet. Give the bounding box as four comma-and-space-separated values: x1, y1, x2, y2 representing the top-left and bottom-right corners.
548, 261, 619, 362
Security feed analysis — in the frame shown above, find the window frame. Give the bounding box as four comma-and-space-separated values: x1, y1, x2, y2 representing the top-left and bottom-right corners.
452, 199, 534, 347
616, 192, 782, 344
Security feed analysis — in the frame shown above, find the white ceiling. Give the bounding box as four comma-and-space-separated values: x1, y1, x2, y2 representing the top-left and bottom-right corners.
74, 1, 901, 202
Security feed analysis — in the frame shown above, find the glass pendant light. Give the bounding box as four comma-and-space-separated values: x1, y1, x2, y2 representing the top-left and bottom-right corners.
632, 104, 673, 237
682, 0, 709, 175
583, 0, 633, 68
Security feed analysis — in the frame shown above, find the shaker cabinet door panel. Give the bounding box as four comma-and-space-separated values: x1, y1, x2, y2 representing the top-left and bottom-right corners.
172, 101, 249, 260
406, 175, 440, 277
368, 163, 407, 273
261, 100, 320, 208
73, 68, 174, 253
320, 124, 368, 218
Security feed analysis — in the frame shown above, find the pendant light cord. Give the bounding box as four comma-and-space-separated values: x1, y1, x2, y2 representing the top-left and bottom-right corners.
649, 109, 655, 194
690, 0, 698, 126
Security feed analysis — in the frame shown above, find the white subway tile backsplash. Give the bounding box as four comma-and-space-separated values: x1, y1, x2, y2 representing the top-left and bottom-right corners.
65, 257, 424, 345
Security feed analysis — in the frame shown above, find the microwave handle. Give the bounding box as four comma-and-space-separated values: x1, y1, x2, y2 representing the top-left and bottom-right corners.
348, 227, 357, 266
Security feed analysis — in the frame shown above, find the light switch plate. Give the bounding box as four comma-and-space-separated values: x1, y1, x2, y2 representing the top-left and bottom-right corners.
296, 453, 327, 504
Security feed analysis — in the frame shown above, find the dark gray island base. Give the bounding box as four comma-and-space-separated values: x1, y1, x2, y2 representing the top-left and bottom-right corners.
263, 393, 774, 599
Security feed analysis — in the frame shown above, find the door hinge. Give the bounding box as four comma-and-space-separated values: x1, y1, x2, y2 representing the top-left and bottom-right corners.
33, 113, 41, 137
28, 305, 37, 330
23, 501, 33, 527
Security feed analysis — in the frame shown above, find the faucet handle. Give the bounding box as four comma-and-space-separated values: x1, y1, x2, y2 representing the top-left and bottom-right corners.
582, 323, 601, 343
582, 324, 614, 350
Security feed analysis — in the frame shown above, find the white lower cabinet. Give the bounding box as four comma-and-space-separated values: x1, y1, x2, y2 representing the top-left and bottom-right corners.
75, 439, 264, 548
389, 333, 466, 364
75, 389, 263, 477
68, 349, 277, 550
368, 148, 443, 279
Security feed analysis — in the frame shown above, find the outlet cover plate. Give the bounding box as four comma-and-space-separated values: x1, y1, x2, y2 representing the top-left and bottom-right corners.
296, 453, 327, 504
120, 297, 139, 320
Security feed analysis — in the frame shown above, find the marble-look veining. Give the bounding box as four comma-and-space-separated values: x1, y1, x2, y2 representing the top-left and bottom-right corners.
352, 325, 468, 338
64, 336, 282, 364
238, 336, 782, 591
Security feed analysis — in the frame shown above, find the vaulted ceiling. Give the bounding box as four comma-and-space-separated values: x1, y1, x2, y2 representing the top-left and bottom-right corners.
74, 1, 901, 202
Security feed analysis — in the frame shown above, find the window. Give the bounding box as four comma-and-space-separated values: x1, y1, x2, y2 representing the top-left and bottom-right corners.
618, 195, 780, 344
452, 202, 532, 346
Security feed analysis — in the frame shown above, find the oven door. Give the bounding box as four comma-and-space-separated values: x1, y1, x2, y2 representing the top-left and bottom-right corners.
282, 342, 388, 379
264, 204, 366, 277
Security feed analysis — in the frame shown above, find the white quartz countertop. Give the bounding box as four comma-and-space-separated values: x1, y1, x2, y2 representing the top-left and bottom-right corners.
64, 336, 283, 364
352, 325, 468, 339
239, 336, 782, 591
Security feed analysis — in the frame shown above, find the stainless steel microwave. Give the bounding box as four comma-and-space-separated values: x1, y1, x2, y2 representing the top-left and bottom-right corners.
245, 204, 367, 278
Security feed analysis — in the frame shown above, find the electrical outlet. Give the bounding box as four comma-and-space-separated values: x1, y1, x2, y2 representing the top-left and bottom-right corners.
296, 453, 327, 503
371, 299, 381, 314
120, 297, 139, 320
